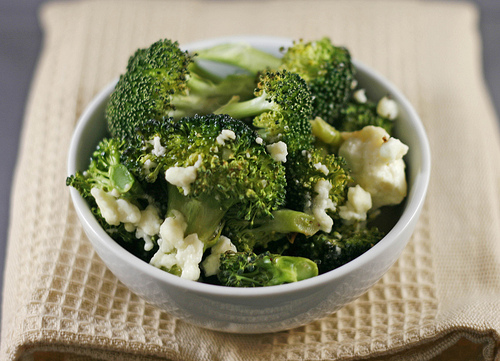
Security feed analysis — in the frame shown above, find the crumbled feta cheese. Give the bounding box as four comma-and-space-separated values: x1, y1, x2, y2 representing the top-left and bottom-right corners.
143, 159, 158, 175
339, 185, 372, 222
136, 204, 162, 237
377, 96, 398, 120
164, 155, 203, 195
201, 236, 237, 277
150, 210, 204, 281
313, 162, 329, 175
266, 141, 288, 162
339, 126, 409, 209
216, 129, 236, 146
353, 89, 367, 104
255, 137, 263, 145
151, 136, 166, 156
90, 188, 141, 226
305, 179, 336, 233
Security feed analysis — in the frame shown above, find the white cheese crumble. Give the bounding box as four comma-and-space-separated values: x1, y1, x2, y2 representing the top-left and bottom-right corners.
305, 179, 336, 233
90, 188, 141, 226
377, 96, 398, 120
255, 137, 263, 145
216, 129, 236, 146
143, 159, 157, 175
339, 185, 372, 222
313, 162, 329, 176
150, 210, 204, 281
353, 89, 367, 104
164, 155, 203, 195
201, 236, 237, 277
339, 126, 409, 209
266, 141, 288, 162
151, 136, 167, 157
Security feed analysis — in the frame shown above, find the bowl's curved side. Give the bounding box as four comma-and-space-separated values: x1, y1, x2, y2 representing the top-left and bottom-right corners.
67, 36, 430, 334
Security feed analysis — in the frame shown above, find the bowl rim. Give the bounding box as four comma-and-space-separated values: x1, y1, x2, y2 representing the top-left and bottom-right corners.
68, 35, 431, 298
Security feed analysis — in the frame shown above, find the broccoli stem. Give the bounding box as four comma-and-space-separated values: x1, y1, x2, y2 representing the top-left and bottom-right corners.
255, 209, 321, 236
193, 42, 282, 75
166, 183, 225, 248
214, 92, 276, 119
310, 116, 344, 149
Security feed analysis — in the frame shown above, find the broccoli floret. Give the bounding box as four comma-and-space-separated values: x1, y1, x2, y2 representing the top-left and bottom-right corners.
280, 37, 356, 123
106, 38, 256, 140
122, 113, 287, 246
214, 70, 314, 153
335, 101, 394, 134
285, 147, 351, 221
217, 251, 318, 287
286, 224, 385, 274
223, 209, 321, 251
193, 42, 282, 75
66, 137, 141, 200
66, 138, 159, 259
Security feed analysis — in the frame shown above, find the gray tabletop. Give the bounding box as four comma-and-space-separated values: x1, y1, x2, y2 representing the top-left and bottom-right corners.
0, 0, 499, 326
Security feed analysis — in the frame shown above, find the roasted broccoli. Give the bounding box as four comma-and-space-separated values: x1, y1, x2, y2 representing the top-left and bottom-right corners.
285, 147, 351, 233
279, 37, 355, 122
196, 37, 356, 124
223, 209, 321, 252
217, 251, 318, 287
335, 100, 394, 134
66, 138, 159, 260
214, 69, 314, 153
122, 113, 287, 246
106, 38, 256, 140
285, 224, 385, 274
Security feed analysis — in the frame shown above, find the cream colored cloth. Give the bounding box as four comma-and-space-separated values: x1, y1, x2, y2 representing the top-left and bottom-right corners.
2, 0, 500, 360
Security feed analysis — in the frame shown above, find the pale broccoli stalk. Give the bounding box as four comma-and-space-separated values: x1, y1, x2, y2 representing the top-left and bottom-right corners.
217, 251, 318, 287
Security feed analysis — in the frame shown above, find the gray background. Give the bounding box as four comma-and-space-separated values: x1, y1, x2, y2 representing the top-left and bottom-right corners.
0, 0, 499, 327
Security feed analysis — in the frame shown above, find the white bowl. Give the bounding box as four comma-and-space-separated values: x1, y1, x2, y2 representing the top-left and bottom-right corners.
68, 36, 431, 334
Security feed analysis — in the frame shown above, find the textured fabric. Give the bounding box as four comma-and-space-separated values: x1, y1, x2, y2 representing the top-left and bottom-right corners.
1, 0, 500, 360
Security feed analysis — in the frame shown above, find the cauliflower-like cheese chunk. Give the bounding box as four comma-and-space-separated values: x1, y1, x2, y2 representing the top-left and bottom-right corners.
165, 155, 203, 195
216, 129, 236, 146
91, 188, 141, 226
150, 210, 204, 281
306, 179, 336, 233
266, 141, 288, 162
201, 236, 237, 277
339, 126, 409, 209
339, 185, 372, 222
377, 96, 398, 120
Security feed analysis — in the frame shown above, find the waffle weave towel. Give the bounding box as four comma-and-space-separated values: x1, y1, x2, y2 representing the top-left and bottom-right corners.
1, 0, 500, 360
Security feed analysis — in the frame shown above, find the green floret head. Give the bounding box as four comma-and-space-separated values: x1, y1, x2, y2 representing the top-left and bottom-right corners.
280, 37, 356, 123
335, 100, 394, 135
122, 113, 287, 245
215, 69, 314, 153
66, 137, 140, 198
287, 224, 385, 274
106, 38, 257, 140
217, 251, 318, 287
285, 147, 351, 213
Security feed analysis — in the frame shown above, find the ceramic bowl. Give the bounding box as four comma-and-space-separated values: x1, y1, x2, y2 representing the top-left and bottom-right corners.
67, 36, 431, 334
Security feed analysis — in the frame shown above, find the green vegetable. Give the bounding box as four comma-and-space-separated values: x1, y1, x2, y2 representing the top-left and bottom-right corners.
280, 37, 355, 122
217, 251, 318, 287
122, 113, 287, 246
285, 147, 351, 214
106, 38, 256, 140
215, 69, 314, 153
223, 209, 321, 251
286, 224, 385, 274
336, 101, 394, 134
